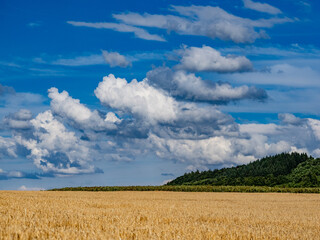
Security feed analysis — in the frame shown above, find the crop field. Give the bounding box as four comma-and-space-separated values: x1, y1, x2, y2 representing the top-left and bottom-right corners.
1, 191, 320, 239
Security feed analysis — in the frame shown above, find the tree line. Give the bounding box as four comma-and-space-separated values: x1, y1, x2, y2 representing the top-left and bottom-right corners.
167, 152, 320, 187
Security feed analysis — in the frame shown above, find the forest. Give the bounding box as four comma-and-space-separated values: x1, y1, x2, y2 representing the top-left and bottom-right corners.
167, 152, 320, 187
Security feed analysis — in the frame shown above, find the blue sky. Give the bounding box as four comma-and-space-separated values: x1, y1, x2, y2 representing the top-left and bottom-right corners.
0, 0, 320, 190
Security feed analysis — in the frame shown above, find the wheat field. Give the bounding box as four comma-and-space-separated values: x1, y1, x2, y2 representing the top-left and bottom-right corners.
1, 191, 320, 239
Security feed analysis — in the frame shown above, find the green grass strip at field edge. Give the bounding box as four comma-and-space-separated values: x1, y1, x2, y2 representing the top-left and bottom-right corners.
48, 185, 320, 193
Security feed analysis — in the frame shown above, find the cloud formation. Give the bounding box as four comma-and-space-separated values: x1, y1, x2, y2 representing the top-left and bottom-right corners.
17, 110, 96, 174
1, 71, 319, 178
67, 21, 165, 41
102, 50, 131, 68
149, 113, 320, 170
48, 87, 118, 132
95, 74, 179, 124
175, 46, 253, 73
3, 109, 33, 130
113, 5, 292, 43
243, 0, 282, 15
147, 67, 267, 104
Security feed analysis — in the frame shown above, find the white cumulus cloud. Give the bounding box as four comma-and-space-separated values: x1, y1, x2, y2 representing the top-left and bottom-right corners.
94, 74, 179, 124
48, 87, 118, 131
17, 110, 95, 174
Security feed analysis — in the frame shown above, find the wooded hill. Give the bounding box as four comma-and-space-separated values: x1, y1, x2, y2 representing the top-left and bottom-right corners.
166, 152, 320, 187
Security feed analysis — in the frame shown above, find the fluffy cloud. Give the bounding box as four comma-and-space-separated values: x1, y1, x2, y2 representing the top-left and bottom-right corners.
94, 73, 239, 136
48, 87, 118, 132
17, 110, 96, 174
147, 67, 267, 104
243, 0, 282, 15
94, 74, 179, 124
149, 114, 320, 169
175, 46, 253, 73
150, 134, 242, 167
239, 116, 320, 157
94, 73, 240, 141
113, 5, 293, 43
67, 21, 165, 41
149, 133, 296, 169
1, 72, 319, 178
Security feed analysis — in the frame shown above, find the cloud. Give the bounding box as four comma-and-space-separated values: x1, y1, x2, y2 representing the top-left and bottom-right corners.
149, 113, 320, 169
1, 69, 319, 176
67, 21, 166, 41
3, 109, 33, 130
175, 45, 253, 73
48, 87, 118, 132
243, 0, 282, 15
16, 110, 96, 174
94, 74, 179, 124
149, 134, 256, 168
147, 67, 267, 104
239, 115, 320, 156
278, 113, 305, 125
94, 73, 240, 141
102, 50, 131, 68
113, 5, 293, 43
94, 73, 238, 138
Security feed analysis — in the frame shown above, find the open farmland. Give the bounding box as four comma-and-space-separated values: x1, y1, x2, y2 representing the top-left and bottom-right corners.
1, 191, 320, 239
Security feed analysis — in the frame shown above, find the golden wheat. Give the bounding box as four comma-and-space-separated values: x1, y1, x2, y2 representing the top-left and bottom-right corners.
1, 191, 320, 239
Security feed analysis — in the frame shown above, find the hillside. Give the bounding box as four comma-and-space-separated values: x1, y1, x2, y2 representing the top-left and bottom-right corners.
166, 152, 320, 187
